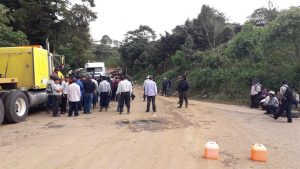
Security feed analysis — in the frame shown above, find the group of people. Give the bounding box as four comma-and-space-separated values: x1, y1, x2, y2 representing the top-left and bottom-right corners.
47, 67, 193, 118
142, 75, 190, 112
250, 79, 299, 123
47, 70, 138, 117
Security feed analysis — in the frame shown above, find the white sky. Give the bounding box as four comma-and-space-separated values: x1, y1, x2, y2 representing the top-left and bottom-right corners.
90, 0, 300, 41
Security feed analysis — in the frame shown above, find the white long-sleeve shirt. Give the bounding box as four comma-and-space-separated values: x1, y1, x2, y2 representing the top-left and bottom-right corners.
61, 81, 69, 94
260, 96, 270, 104
144, 80, 157, 96
68, 83, 81, 102
116, 79, 132, 95
280, 84, 288, 95
251, 84, 261, 95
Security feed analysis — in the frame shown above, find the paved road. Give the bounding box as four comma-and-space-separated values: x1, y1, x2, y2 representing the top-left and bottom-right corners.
0, 87, 299, 169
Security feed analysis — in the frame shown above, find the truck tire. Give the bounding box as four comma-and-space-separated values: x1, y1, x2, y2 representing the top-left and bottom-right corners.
4, 91, 29, 123
0, 92, 10, 101
0, 100, 4, 125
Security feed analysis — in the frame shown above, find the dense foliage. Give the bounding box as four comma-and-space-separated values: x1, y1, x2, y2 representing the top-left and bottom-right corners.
0, 4, 28, 46
119, 5, 300, 104
0, 0, 96, 68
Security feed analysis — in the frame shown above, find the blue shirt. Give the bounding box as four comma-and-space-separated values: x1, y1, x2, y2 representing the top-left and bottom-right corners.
76, 80, 83, 95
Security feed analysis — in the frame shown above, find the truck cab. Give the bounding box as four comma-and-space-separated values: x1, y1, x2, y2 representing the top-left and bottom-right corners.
0, 46, 63, 125
84, 62, 105, 78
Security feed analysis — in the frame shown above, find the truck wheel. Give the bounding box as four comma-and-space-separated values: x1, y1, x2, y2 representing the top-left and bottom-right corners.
0, 100, 4, 125
0, 92, 10, 101
4, 91, 29, 123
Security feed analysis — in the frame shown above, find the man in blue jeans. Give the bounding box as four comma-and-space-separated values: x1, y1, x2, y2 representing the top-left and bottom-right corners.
83, 75, 96, 114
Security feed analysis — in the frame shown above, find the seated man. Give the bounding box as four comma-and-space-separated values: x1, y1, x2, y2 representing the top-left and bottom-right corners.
262, 91, 279, 114
259, 93, 270, 110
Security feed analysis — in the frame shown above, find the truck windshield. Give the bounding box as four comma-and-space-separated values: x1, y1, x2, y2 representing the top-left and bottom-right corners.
86, 67, 103, 72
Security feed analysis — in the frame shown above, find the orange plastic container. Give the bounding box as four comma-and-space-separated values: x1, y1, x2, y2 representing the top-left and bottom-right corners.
204, 141, 219, 160
251, 143, 267, 162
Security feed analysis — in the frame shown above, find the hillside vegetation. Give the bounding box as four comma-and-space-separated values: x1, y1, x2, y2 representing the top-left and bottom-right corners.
119, 5, 300, 104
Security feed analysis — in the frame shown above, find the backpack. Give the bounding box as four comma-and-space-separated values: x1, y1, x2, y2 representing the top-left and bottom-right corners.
284, 87, 293, 102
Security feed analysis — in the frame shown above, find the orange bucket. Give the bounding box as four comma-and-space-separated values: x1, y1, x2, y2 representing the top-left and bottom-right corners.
251, 143, 267, 162
204, 141, 219, 160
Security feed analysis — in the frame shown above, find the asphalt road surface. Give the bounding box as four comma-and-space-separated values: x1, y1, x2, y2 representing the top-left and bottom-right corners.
0, 87, 299, 169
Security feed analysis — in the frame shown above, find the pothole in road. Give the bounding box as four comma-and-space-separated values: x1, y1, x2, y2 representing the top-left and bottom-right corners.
115, 119, 130, 126
47, 124, 65, 129
132, 119, 162, 126
115, 119, 169, 132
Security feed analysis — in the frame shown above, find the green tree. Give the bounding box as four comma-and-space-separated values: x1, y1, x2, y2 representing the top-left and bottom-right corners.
2, 0, 96, 68
119, 25, 156, 73
0, 4, 28, 47
100, 35, 112, 45
249, 1, 279, 27
264, 7, 300, 60
224, 23, 265, 62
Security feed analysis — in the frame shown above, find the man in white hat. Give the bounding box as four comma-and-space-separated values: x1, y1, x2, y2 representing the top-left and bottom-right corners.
261, 90, 279, 115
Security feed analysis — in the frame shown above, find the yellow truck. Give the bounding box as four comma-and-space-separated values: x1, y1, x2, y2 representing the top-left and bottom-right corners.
0, 46, 56, 124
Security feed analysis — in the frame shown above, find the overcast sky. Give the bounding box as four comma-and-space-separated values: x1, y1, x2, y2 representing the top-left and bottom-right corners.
90, 0, 300, 42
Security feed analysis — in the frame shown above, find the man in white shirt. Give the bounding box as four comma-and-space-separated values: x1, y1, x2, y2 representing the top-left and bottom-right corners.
68, 78, 81, 116
98, 76, 111, 111
46, 75, 55, 113
60, 77, 69, 114
144, 75, 157, 112
143, 75, 150, 101
91, 77, 99, 109
51, 77, 63, 117
250, 79, 261, 108
116, 76, 132, 114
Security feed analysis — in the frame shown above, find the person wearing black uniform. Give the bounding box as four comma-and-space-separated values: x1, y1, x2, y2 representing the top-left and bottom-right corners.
274, 80, 293, 123
177, 75, 189, 108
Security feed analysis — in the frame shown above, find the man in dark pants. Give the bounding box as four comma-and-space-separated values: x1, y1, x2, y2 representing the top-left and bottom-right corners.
161, 77, 168, 96
98, 76, 111, 111
144, 75, 157, 112
250, 79, 261, 108
46, 75, 55, 113
60, 77, 69, 114
116, 76, 132, 114
111, 76, 120, 101
51, 77, 63, 117
274, 80, 293, 123
68, 78, 81, 117
75, 76, 83, 111
166, 78, 171, 97
177, 76, 189, 108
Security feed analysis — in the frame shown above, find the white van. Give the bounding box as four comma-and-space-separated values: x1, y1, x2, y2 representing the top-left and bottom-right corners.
85, 62, 106, 78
